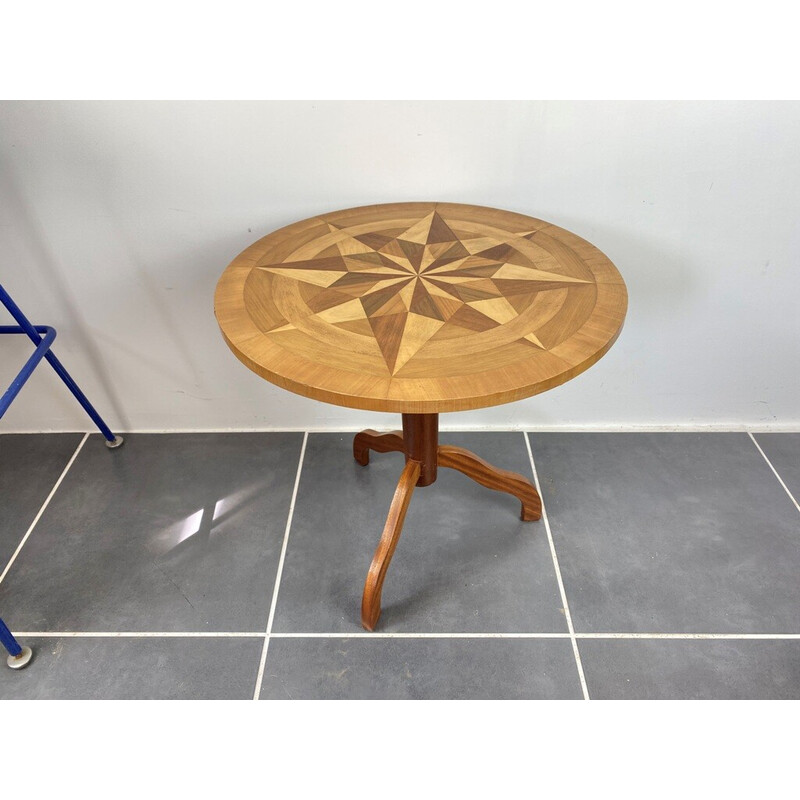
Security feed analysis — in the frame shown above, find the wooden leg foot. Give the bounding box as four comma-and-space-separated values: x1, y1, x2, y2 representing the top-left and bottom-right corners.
353, 429, 405, 466
361, 459, 421, 631
438, 444, 542, 521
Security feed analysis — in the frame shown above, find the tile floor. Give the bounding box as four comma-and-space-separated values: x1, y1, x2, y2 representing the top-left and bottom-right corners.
0, 430, 798, 699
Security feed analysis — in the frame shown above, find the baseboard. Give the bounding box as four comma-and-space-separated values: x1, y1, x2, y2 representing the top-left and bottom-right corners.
2, 423, 799, 434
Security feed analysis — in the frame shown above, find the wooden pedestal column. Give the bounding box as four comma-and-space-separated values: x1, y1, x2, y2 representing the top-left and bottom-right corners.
402, 413, 438, 487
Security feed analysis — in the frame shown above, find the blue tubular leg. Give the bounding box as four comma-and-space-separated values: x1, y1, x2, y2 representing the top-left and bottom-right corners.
0, 616, 32, 669
0, 617, 22, 656
0, 283, 123, 447
0, 325, 56, 416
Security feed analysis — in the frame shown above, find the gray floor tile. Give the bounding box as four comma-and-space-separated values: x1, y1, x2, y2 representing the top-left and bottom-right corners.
0, 433, 83, 568
0, 433, 303, 631
0, 636, 262, 699
528, 433, 800, 633
272, 432, 565, 633
260, 636, 582, 699
580, 638, 800, 699
753, 433, 800, 506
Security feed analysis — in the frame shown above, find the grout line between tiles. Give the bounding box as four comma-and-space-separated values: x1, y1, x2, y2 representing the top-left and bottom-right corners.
269, 632, 800, 640
575, 633, 800, 639
0, 432, 89, 587
748, 431, 800, 515
11, 631, 800, 639
11, 632, 266, 638
252, 431, 308, 700
524, 431, 590, 700
270, 632, 572, 638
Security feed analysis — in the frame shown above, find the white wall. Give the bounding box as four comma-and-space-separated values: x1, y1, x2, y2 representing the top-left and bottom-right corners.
1, 101, 798, 432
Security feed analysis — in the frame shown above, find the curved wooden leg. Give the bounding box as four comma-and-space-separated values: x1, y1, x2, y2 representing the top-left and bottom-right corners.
437, 444, 542, 521
353, 429, 405, 466
361, 459, 421, 631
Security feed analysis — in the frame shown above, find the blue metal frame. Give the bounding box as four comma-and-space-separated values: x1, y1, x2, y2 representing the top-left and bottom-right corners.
0, 617, 22, 658
0, 325, 56, 415
0, 282, 118, 442
1, 282, 124, 668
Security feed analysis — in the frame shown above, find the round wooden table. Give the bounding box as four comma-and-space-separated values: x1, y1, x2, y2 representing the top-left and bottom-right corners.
215, 202, 627, 630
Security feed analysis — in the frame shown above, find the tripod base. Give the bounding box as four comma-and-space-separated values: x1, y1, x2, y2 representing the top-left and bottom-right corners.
354, 414, 542, 631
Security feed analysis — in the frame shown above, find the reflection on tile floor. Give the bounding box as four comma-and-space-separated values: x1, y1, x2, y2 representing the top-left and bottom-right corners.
0, 433, 303, 632
0, 430, 798, 699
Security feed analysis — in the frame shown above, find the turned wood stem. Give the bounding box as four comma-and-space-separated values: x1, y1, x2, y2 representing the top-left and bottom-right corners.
402, 413, 438, 487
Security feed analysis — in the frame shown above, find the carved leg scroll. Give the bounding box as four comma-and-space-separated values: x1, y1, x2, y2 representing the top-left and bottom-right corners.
437, 444, 542, 521
361, 459, 421, 631
353, 429, 405, 466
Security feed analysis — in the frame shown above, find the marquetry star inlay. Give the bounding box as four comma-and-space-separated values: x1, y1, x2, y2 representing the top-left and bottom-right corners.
257, 210, 589, 375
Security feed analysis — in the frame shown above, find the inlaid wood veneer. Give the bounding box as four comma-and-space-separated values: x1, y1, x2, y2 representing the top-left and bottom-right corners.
215, 202, 627, 413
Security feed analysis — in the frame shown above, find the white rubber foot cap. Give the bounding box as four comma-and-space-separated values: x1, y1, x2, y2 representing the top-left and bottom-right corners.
7, 646, 33, 669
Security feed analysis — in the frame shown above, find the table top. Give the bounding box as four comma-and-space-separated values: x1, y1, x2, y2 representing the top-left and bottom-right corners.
214, 202, 627, 413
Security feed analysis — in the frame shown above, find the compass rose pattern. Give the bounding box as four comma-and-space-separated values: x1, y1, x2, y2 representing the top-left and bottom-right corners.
249, 208, 594, 377
216, 202, 627, 412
